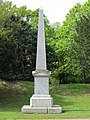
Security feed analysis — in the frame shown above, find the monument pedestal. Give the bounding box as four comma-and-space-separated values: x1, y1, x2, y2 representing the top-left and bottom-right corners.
30, 95, 53, 107
21, 70, 62, 114
22, 105, 62, 114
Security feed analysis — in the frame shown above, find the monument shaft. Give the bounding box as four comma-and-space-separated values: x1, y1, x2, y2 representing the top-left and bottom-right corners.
33, 9, 50, 95
36, 8, 46, 70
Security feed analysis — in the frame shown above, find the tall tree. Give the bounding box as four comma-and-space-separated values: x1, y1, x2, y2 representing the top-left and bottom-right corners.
73, 14, 90, 83
52, 0, 90, 83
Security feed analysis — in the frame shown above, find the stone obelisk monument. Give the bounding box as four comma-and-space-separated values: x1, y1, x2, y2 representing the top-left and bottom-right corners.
21, 8, 62, 114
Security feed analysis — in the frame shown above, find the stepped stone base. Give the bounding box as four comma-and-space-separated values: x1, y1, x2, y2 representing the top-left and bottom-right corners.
22, 95, 62, 114
21, 105, 62, 114
30, 95, 53, 107
48, 105, 62, 114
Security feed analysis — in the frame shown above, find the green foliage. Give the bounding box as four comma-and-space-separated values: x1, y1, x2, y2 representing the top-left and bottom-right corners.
0, 0, 57, 81
0, 1, 37, 80
52, 0, 90, 83
73, 14, 90, 83
0, 11, 37, 80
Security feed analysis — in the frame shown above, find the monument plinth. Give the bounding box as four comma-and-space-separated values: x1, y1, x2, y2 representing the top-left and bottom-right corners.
21, 8, 62, 114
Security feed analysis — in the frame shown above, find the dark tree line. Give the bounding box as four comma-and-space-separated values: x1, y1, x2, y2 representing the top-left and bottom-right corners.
0, 0, 56, 81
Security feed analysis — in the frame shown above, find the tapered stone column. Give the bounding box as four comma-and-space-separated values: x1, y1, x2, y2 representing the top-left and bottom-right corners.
36, 8, 46, 70
21, 8, 62, 114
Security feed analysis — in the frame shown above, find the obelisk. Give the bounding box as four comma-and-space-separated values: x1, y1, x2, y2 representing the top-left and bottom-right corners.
21, 8, 62, 114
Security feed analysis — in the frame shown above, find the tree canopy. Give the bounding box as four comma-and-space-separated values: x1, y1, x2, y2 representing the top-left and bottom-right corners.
52, 0, 90, 83
0, 0, 56, 81
0, 0, 90, 83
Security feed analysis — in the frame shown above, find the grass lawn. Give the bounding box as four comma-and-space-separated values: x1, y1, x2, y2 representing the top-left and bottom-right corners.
0, 80, 90, 120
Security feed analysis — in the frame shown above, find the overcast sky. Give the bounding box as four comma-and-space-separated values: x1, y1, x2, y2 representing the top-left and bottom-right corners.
7, 0, 88, 24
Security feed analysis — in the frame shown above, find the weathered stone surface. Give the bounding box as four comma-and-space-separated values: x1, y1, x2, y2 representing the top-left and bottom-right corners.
30, 95, 53, 107
21, 105, 62, 114
32, 70, 51, 77
21, 105, 47, 114
34, 77, 49, 95
48, 105, 62, 114
36, 8, 46, 70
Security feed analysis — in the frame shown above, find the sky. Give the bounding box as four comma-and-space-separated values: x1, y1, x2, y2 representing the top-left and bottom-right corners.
7, 0, 88, 24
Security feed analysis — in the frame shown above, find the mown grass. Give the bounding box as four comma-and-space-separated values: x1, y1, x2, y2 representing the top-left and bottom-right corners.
0, 80, 90, 120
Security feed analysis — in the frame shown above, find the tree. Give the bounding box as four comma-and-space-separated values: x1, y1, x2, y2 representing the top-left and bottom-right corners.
0, 13, 37, 80
0, 1, 37, 80
0, 0, 57, 81
52, 0, 90, 83
73, 14, 90, 83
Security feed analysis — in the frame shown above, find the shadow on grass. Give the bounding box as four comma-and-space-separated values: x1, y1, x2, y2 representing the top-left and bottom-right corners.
0, 86, 76, 112
63, 109, 90, 113
1, 81, 90, 115
0, 81, 33, 112
0, 90, 76, 113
